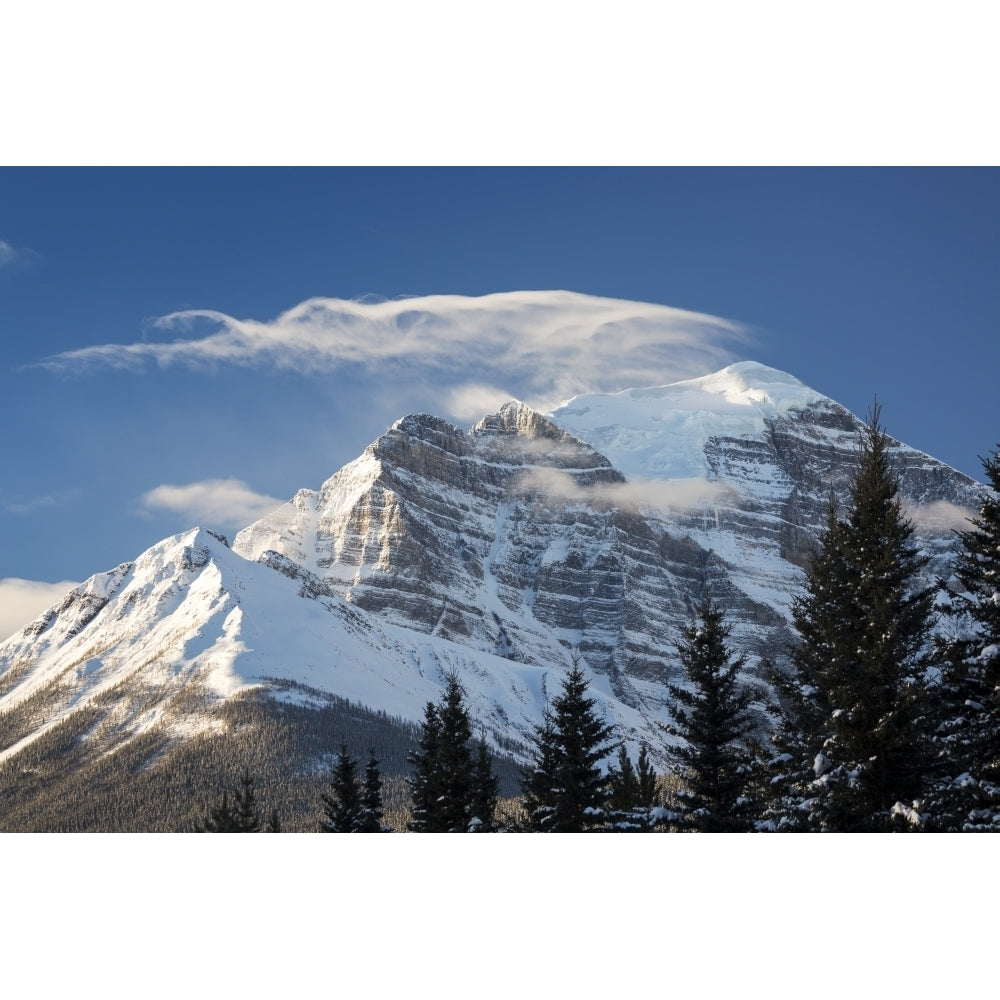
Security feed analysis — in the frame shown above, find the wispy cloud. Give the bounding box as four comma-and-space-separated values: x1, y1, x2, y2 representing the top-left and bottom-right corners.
0, 578, 78, 642
518, 467, 740, 511
444, 383, 521, 422
140, 479, 286, 532
0, 238, 38, 273
33, 291, 751, 411
904, 499, 975, 534
2, 490, 77, 515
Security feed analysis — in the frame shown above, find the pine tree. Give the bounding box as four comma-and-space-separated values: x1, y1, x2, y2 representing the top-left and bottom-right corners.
232, 770, 263, 832
607, 744, 639, 812
766, 404, 935, 832
636, 743, 658, 810
321, 742, 364, 832
407, 674, 497, 832
604, 743, 657, 831
663, 593, 761, 832
521, 658, 617, 832
433, 673, 475, 831
469, 738, 500, 832
198, 770, 264, 832
358, 749, 388, 833
197, 791, 240, 833
927, 445, 1000, 830
520, 706, 561, 831
407, 701, 443, 832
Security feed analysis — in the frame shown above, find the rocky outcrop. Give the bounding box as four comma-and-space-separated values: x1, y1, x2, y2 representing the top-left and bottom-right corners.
234, 384, 984, 716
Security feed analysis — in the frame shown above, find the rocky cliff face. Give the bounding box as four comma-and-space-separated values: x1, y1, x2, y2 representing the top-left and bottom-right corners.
233, 404, 646, 682
233, 367, 985, 715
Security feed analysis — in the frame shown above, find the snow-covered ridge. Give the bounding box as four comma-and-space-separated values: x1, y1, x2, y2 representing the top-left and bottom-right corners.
0, 524, 654, 767
548, 362, 833, 480
628, 362, 823, 413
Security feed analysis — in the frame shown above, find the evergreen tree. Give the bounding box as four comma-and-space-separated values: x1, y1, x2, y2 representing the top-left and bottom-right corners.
636, 743, 658, 810
197, 791, 240, 833
469, 738, 500, 832
927, 445, 1000, 830
766, 404, 935, 832
407, 701, 443, 832
520, 706, 561, 831
663, 593, 761, 832
231, 770, 264, 832
607, 744, 639, 812
321, 742, 364, 832
604, 743, 658, 831
358, 749, 388, 833
521, 658, 617, 832
197, 770, 263, 832
433, 672, 475, 831
407, 674, 497, 832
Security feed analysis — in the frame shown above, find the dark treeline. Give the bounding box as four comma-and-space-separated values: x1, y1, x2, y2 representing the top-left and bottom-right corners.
0, 684, 473, 832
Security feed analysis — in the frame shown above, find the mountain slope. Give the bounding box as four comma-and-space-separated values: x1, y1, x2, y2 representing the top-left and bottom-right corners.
234, 362, 982, 698
2, 526, 658, 759
0, 362, 985, 829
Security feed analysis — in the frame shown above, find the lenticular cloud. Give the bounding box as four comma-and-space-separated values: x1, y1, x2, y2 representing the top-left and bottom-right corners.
37, 290, 750, 408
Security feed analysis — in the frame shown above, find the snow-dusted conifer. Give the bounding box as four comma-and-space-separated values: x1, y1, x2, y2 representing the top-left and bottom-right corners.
522, 658, 616, 832
469, 738, 500, 832
927, 446, 1000, 830
605, 743, 660, 831
663, 593, 761, 832
433, 673, 475, 831
520, 707, 560, 831
766, 404, 935, 831
408, 673, 497, 831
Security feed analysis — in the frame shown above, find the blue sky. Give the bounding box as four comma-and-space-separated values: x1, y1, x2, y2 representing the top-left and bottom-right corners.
2, 167, 999, 636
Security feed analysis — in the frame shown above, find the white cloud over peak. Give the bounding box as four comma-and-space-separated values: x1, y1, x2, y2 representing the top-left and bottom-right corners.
35, 290, 751, 410
140, 479, 286, 532
0, 578, 78, 642
444, 383, 519, 422
518, 467, 740, 512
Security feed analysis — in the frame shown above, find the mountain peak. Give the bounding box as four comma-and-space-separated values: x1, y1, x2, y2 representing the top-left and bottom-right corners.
675, 361, 822, 412
557, 360, 826, 417
471, 400, 569, 441
547, 360, 833, 480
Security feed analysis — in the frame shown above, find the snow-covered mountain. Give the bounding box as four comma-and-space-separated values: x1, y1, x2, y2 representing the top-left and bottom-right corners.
0, 362, 985, 829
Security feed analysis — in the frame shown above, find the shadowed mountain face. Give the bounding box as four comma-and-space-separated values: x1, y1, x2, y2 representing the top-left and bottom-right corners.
0, 365, 985, 827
